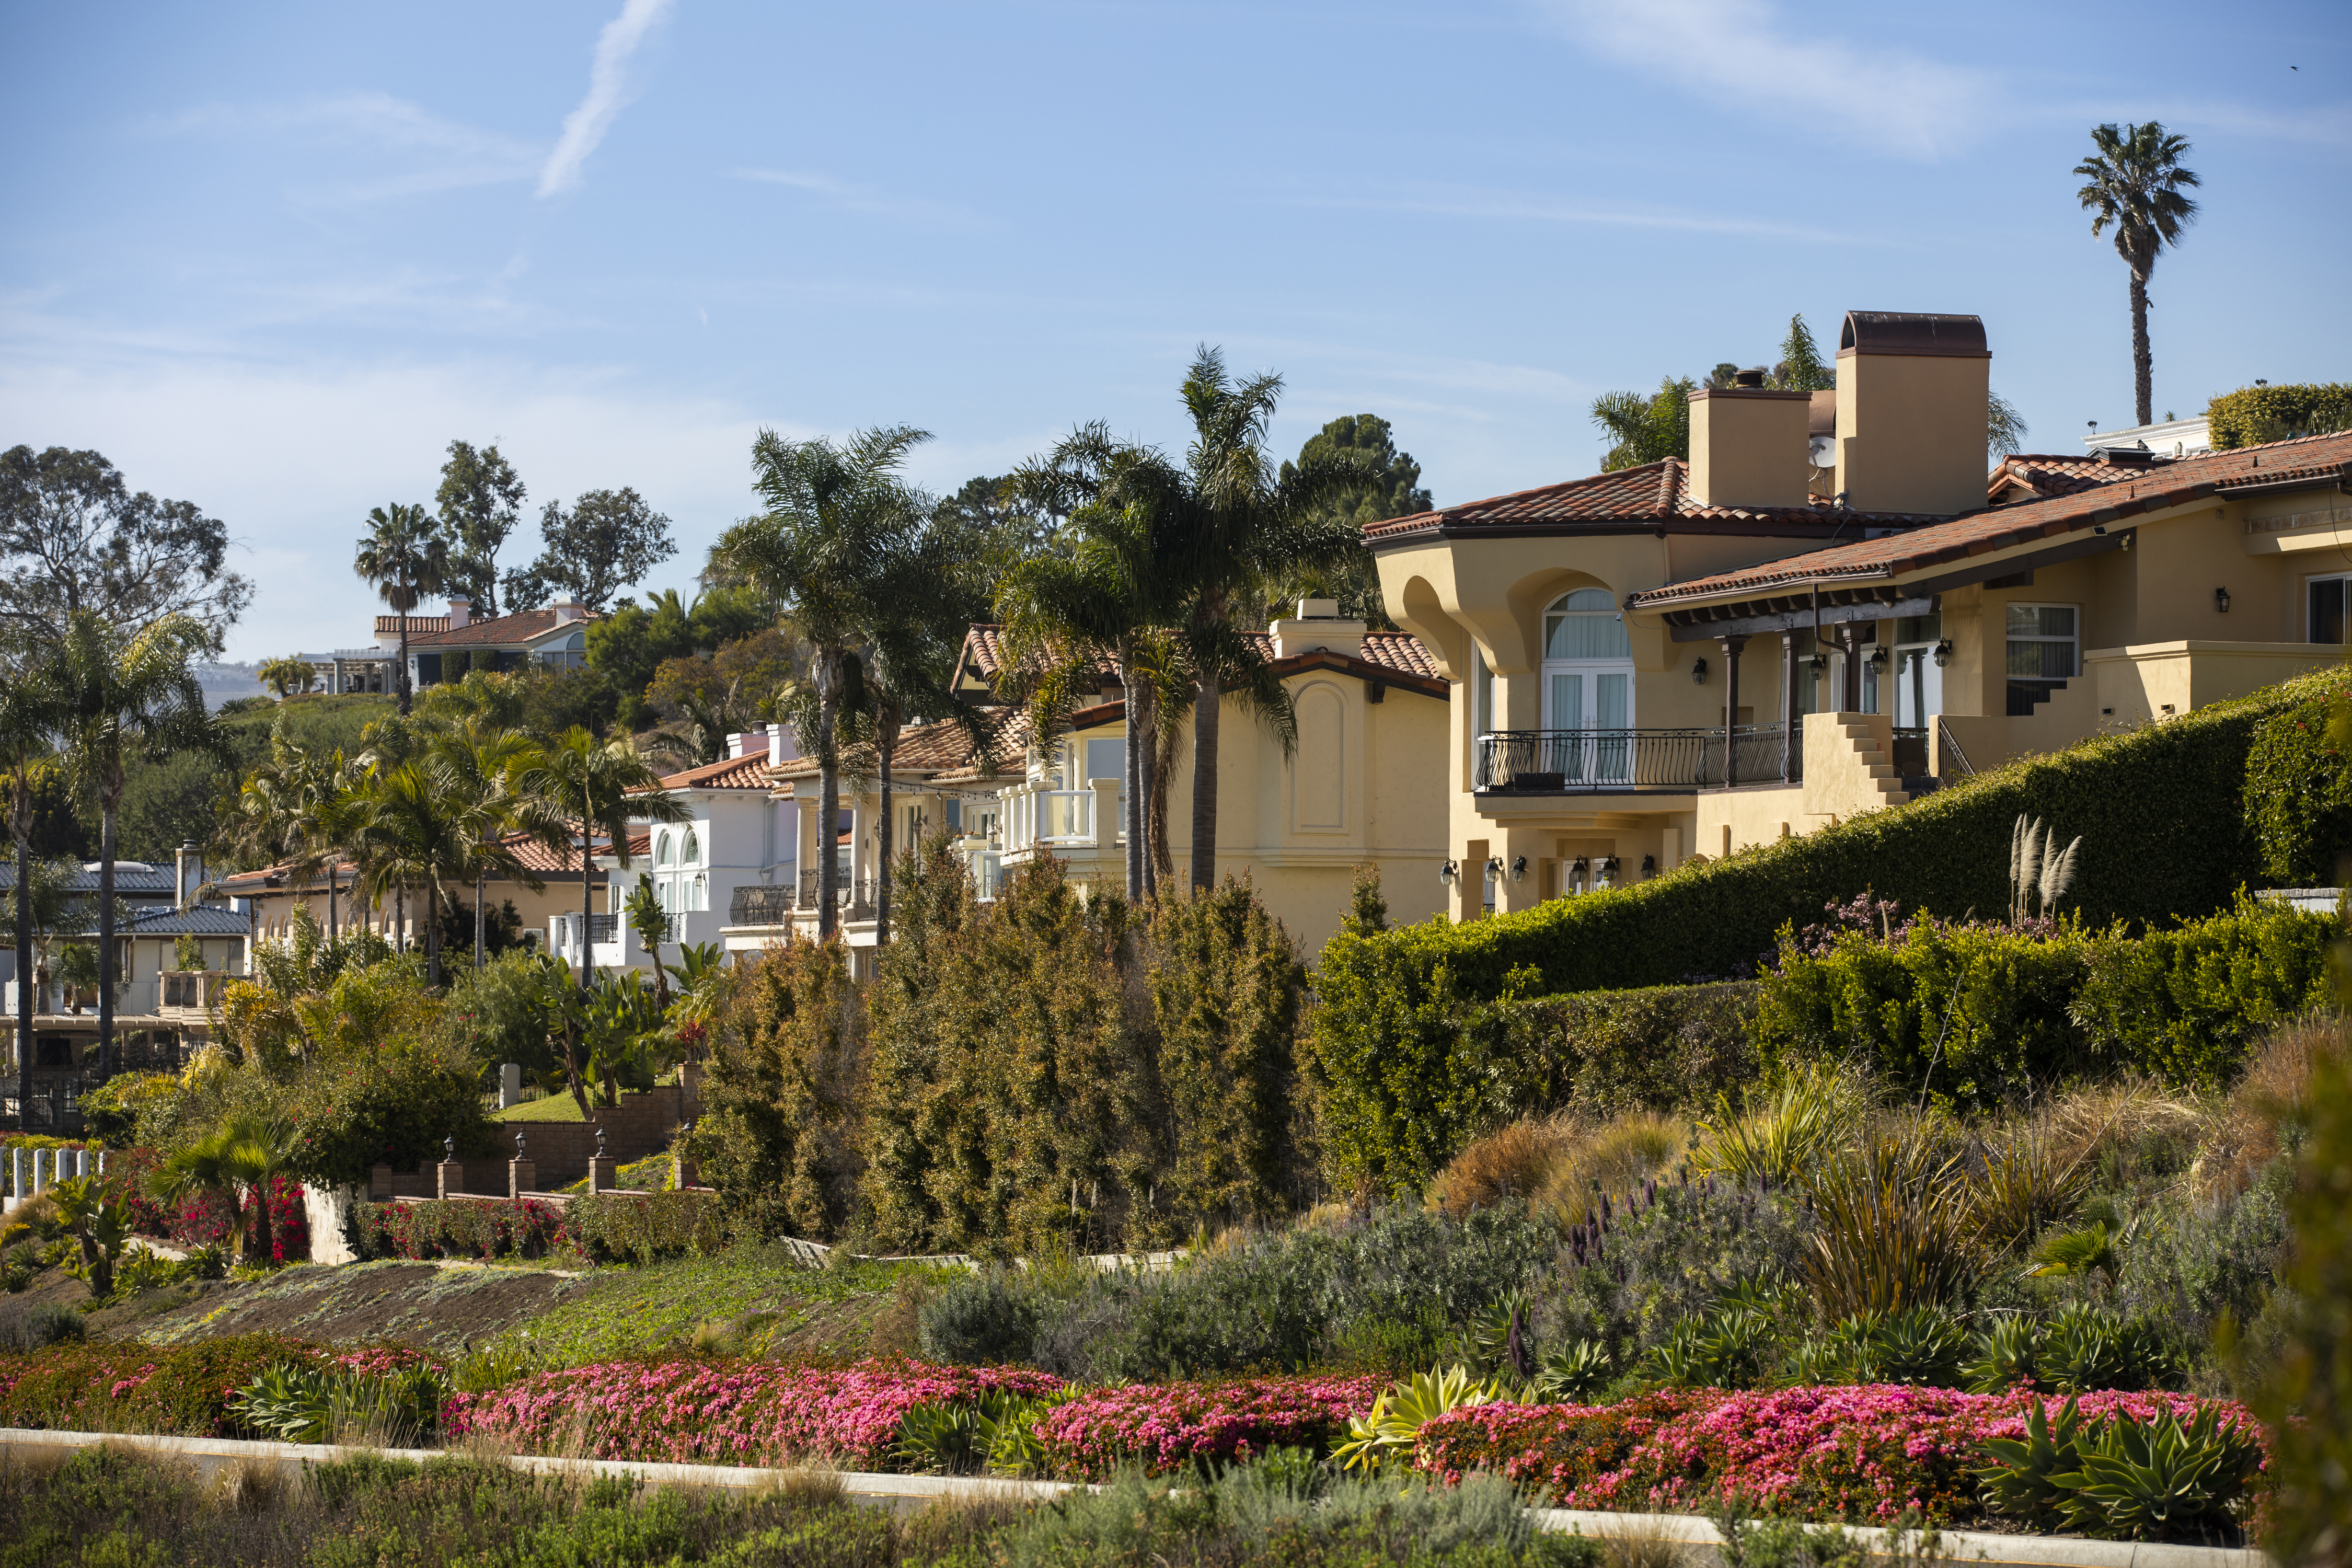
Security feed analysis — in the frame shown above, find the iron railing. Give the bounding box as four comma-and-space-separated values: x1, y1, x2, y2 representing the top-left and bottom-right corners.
796, 871, 877, 912
1474, 724, 1804, 792
728, 884, 795, 927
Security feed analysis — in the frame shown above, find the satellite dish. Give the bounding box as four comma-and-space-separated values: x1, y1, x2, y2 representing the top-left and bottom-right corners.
1808, 435, 1836, 467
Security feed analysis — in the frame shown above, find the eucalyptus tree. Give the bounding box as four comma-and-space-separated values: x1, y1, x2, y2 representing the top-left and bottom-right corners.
55, 610, 221, 1076
712, 426, 932, 939
0, 444, 251, 642
520, 728, 684, 1113
1, 641, 67, 1123
2074, 122, 2200, 428
353, 502, 449, 715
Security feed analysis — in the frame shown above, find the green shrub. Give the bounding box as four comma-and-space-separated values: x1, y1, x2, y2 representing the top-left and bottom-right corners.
562, 1190, 728, 1265
2243, 677, 2352, 884
351, 1198, 566, 1261
1313, 674, 2330, 1192
2072, 896, 2338, 1089
919, 1268, 1045, 1366
4, 1302, 85, 1351
2205, 381, 2352, 448
1755, 923, 2091, 1109
0, 1334, 318, 1436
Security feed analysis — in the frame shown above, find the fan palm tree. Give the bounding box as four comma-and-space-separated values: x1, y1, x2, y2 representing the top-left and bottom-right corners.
350, 759, 545, 987
151, 1116, 297, 1264
56, 610, 220, 1078
0, 640, 66, 1126
255, 655, 316, 699
353, 502, 450, 716
2074, 122, 2200, 429
519, 729, 684, 1113
712, 426, 932, 938
428, 722, 558, 971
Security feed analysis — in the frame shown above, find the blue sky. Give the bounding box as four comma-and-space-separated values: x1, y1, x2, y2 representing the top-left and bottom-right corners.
4, 0, 2346, 663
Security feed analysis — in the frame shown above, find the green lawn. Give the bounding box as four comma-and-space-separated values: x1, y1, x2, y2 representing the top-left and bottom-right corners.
492, 1094, 587, 1122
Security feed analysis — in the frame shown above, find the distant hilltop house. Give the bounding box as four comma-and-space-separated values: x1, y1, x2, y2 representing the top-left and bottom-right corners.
2081, 413, 2212, 460
290, 594, 603, 696
1367, 309, 2352, 922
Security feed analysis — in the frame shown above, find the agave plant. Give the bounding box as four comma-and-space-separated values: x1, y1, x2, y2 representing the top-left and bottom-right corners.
1642, 1304, 1777, 1391
1332, 1365, 1501, 1471
1977, 1393, 2084, 1528
1963, 1316, 2039, 1393
1534, 1339, 1614, 1402
2051, 1403, 2265, 1539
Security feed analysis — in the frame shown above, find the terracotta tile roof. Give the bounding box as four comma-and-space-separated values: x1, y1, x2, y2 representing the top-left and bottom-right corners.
375, 614, 451, 636
1633, 429, 2352, 613
652, 739, 774, 793
1987, 453, 2169, 504
962, 621, 1442, 687
405, 608, 602, 649
770, 709, 1023, 785
220, 826, 627, 890
1364, 458, 1945, 545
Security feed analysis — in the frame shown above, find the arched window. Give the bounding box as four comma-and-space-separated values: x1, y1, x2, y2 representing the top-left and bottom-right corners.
656, 833, 674, 867
1543, 589, 1630, 658
681, 828, 700, 865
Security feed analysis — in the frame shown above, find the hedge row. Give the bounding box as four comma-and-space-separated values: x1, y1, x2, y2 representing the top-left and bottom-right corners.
1311, 670, 2347, 1190
349, 1191, 727, 1264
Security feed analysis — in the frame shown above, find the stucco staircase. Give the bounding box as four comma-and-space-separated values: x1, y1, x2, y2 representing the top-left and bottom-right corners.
1822, 716, 1910, 809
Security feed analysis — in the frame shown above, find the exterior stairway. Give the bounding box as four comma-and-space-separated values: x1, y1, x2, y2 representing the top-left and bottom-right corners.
1823, 716, 1910, 809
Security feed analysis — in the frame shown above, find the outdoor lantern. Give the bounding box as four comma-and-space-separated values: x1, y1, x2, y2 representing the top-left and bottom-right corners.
2214, 586, 2232, 613
1690, 656, 1708, 685
1641, 854, 1657, 877
1864, 644, 1889, 668
1509, 855, 1528, 883
1931, 639, 1953, 668
1439, 859, 1458, 886
1485, 857, 1505, 884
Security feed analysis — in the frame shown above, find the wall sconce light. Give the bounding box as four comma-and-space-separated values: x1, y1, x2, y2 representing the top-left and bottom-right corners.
1509, 855, 1528, 883
1438, 859, 1458, 886
1931, 639, 1953, 668
2213, 586, 2231, 613
1864, 644, 1889, 668
1641, 854, 1657, 877
1805, 650, 1828, 673
1690, 656, 1708, 685
1484, 857, 1505, 884
1571, 857, 1590, 883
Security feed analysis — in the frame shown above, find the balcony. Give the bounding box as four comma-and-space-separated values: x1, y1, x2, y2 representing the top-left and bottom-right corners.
796, 870, 877, 912
159, 970, 232, 1014
1474, 725, 1804, 793
728, 884, 795, 927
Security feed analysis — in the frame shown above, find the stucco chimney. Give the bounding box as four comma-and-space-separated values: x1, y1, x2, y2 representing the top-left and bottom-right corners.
1833, 312, 1990, 517
551, 594, 584, 626
175, 841, 201, 908
446, 595, 471, 629
767, 722, 798, 764
1687, 388, 1811, 510
1272, 599, 1366, 661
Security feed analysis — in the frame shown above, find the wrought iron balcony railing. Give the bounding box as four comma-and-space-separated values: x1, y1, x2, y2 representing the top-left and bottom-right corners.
728, 884, 796, 927
1473, 724, 1804, 793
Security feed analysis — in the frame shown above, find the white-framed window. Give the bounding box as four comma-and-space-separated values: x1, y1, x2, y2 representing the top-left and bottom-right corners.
1540, 589, 1634, 781
1892, 614, 1943, 728
2005, 604, 2080, 682
681, 827, 700, 866
655, 832, 674, 867
692, 873, 707, 912
2308, 574, 2348, 644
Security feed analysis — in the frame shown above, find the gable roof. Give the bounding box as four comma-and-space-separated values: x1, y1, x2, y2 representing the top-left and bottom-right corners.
1363, 458, 1947, 547
649, 736, 775, 793
1987, 452, 2170, 505
1630, 429, 2352, 622
403, 608, 602, 649
958, 622, 1445, 688
769, 708, 1025, 786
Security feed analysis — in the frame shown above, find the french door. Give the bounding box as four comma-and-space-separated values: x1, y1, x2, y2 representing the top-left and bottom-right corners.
1543, 662, 1635, 782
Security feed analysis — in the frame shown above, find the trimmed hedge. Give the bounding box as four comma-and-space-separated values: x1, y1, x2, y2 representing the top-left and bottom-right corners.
1313, 670, 2347, 1192
2205, 382, 2352, 449
562, 1190, 728, 1265
353, 1199, 567, 1261
2244, 677, 2352, 884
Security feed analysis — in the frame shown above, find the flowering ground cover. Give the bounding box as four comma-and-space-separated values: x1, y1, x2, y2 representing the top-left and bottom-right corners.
0, 1335, 438, 1438
442, 1358, 1066, 1467
1414, 1384, 2267, 1523
1031, 1374, 1388, 1479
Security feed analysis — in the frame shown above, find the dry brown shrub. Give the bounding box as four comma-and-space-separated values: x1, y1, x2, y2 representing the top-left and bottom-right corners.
1431, 1117, 1577, 1215
2046, 1077, 2202, 1172
2194, 1009, 2347, 1201
1538, 1111, 1691, 1224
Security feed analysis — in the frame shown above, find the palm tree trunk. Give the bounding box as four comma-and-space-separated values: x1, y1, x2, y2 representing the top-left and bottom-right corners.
475, 870, 485, 970
1120, 646, 1144, 902
14, 823, 33, 1129
1190, 668, 1219, 893
327, 868, 337, 942
97, 795, 117, 1080
2128, 268, 2154, 428
424, 886, 441, 987
570, 826, 594, 1116
394, 883, 405, 954
397, 616, 412, 717
877, 702, 897, 944
815, 651, 841, 942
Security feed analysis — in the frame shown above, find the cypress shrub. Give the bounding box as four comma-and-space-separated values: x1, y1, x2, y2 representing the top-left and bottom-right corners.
698, 937, 866, 1242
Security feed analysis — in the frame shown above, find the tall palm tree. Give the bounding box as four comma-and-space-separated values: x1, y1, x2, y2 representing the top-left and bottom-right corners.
429, 722, 557, 971
2074, 122, 2200, 429
211, 721, 364, 940
350, 760, 544, 987
520, 729, 683, 1113
712, 427, 931, 939
0, 639, 66, 1127
353, 502, 450, 716
56, 610, 219, 1079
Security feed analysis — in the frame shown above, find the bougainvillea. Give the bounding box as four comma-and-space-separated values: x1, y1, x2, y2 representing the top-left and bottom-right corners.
1030, 1375, 1388, 1479
1413, 1384, 2267, 1523
442, 1359, 1066, 1468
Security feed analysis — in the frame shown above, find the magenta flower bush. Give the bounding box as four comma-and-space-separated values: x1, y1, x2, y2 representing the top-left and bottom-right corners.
1414, 1384, 2266, 1523
442, 1358, 1065, 1468
1030, 1374, 1388, 1479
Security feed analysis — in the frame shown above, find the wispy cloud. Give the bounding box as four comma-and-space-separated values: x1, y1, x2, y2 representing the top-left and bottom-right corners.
1293, 183, 1875, 245
1528, 0, 1996, 160
538, 0, 676, 198
159, 91, 539, 201
728, 168, 981, 228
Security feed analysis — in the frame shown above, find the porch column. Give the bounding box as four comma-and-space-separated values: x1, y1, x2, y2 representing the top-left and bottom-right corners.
1838, 625, 1864, 712
1717, 636, 1747, 788
1781, 632, 1803, 783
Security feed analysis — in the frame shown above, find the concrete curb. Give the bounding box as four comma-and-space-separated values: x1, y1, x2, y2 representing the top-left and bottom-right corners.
0, 1428, 2269, 1566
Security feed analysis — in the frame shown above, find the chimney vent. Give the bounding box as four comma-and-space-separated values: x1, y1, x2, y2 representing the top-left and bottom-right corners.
551, 595, 584, 626
1732, 367, 1767, 389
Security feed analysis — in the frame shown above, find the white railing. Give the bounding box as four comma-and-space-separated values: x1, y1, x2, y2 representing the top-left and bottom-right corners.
1001, 779, 1125, 854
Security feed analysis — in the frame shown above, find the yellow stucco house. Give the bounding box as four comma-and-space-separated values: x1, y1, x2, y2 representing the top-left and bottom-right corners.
1370, 310, 2350, 923
722, 607, 1454, 959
